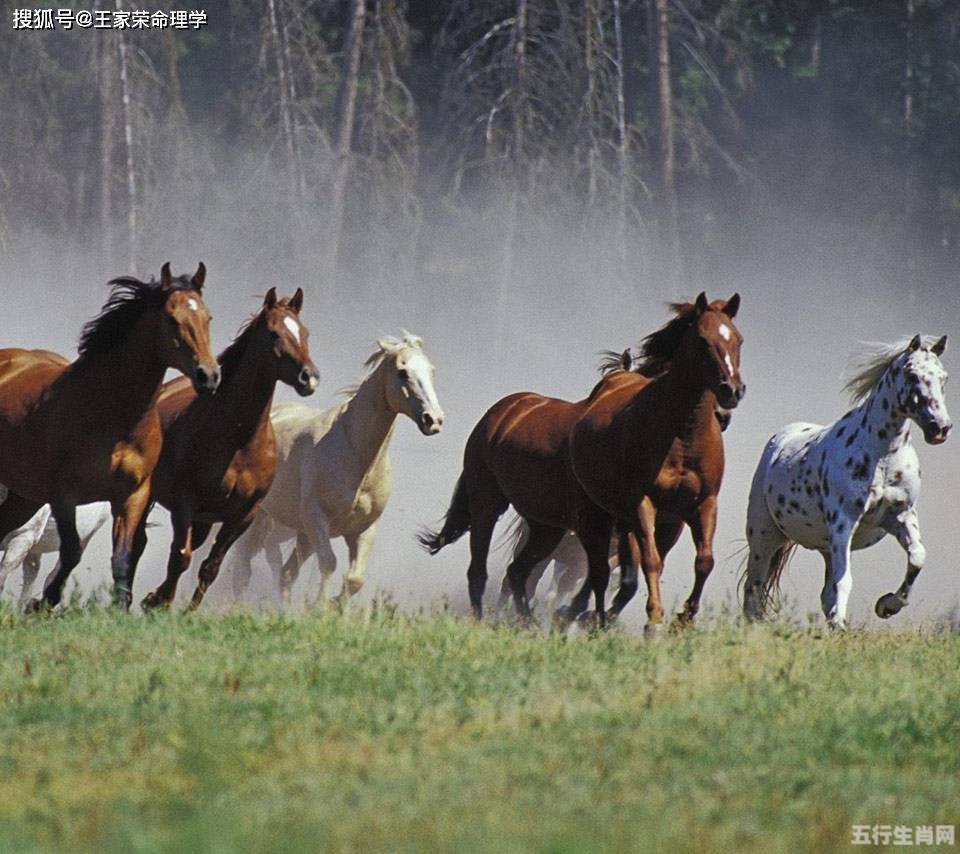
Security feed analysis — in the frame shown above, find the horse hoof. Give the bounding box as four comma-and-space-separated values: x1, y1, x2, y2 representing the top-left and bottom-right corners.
643, 622, 665, 640
140, 592, 166, 612
875, 594, 904, 619
23, 598, 48, 615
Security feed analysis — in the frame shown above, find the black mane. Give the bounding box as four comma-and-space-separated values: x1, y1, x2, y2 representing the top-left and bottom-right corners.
77, 274, 197, 358
217, 311, 264, 380
634, 301, 699, 376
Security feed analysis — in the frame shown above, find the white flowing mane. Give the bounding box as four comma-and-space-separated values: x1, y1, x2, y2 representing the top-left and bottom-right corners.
338, 331, 426, 397
842, 336, 935, 404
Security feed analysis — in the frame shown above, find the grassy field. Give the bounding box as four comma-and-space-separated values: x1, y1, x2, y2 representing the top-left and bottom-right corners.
0, 606, 958, 853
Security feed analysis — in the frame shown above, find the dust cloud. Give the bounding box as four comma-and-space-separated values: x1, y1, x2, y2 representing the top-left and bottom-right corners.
2, 182, 958, 630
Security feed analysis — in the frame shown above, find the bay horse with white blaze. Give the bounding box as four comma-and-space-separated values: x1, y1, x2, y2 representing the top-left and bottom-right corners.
0, 263, 218, 609
565, 293, 744, 631
136, 287, 319, 611
742, 334, 950, 629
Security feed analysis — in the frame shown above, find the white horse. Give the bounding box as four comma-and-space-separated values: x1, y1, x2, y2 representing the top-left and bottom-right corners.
230, 333, 444, 605
743, 334, 950, 629
0, 499, 111, 606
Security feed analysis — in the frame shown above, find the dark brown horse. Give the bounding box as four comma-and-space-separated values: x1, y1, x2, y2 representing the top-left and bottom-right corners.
136, 287, 318, 611
0, 263, 219, 609
496, 347, 736, 611
420, 295, 743, 629
566, 293, 744, 632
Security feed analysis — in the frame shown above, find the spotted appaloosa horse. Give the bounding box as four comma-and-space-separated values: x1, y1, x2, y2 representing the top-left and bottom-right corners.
743, 335, 951, 629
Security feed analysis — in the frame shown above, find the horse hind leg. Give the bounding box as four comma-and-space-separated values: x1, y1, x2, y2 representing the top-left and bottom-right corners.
29, 501, 81, 611
506, 521, 565, 622
17, 552, 42, 607
742, 506, 789, 622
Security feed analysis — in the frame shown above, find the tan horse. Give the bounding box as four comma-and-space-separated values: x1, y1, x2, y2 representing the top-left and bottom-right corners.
134, 288, 319, 611
0, 263, 218, 609
230, 333, 444, 606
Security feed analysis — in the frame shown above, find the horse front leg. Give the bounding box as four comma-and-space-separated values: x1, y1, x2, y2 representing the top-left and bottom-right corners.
141, 505, 196, 611
109, 482, 153, 610
678, 496, 717, 626
821, 529, 854, 630
875, 507, 925, 619
188, 509, 258, 611
636, 497, 666, 637
337, 523, 379, 609
608, 526, 641, 620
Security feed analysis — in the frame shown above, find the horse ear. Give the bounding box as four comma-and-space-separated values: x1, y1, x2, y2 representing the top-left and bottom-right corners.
620, 348, 632, 371
908, 334, 923, 352
695, 292, 709, 314
289, 287, 304, 314
723, 293, 740, 318
932, 335, 947, 357
263, 287, 278, 308
192, 262, 206, 290
160, 262, 172, 289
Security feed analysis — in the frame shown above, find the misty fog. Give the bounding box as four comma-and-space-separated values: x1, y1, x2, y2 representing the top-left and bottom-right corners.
2, 2, 958, 628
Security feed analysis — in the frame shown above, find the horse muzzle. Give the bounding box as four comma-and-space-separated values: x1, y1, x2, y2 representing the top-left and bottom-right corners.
716, 381, 745, 410
193, 363, 221, 396
418, 409, 444, 436
923, 421, 952, 445
294, 366, 320, 397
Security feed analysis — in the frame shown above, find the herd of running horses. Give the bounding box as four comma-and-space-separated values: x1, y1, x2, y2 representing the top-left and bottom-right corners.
0, 264, 951, 632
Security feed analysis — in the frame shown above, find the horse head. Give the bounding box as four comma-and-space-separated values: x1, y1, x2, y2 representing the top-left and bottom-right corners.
379, 333, 444, 435
260, 287, 319, 397
157, 262, 220, 395
896, 334, 951, 445
688, 292, 746, 410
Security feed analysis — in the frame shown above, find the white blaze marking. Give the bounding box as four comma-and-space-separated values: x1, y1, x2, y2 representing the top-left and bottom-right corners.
718, 323, 731, 341
724, 353, 734, 375
283, 316, 301, 344
187, 298, 199, 311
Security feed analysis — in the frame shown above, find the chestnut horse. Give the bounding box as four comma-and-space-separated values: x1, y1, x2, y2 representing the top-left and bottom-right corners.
420, 295, 742, 626
566, 293, 744, 632
0, 263, 218, 610
136, 287, 319, 611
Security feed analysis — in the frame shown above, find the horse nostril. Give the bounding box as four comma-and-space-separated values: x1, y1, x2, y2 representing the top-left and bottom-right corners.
738, 383, 747, 400
944, 423, 953, 438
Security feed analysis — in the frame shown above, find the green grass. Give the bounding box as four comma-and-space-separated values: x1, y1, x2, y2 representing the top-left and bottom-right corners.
0, 606, 958, 853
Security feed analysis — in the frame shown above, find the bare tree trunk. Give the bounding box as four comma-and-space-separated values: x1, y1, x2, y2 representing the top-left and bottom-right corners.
651, 0, 680, 281
583, 0, 597, 214
903, 0, 918, 300
115, 0, 137, 272
326, 0, 367, 289
497, 0, 527, 344
98, 31, 117, 267
267, 0, 301, 219
612, 0, 629, 266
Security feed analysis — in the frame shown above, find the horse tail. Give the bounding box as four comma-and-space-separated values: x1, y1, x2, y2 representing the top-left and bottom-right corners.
417, 472, 472, 555
494, 512, 528, 558
763, 542, 799, 613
